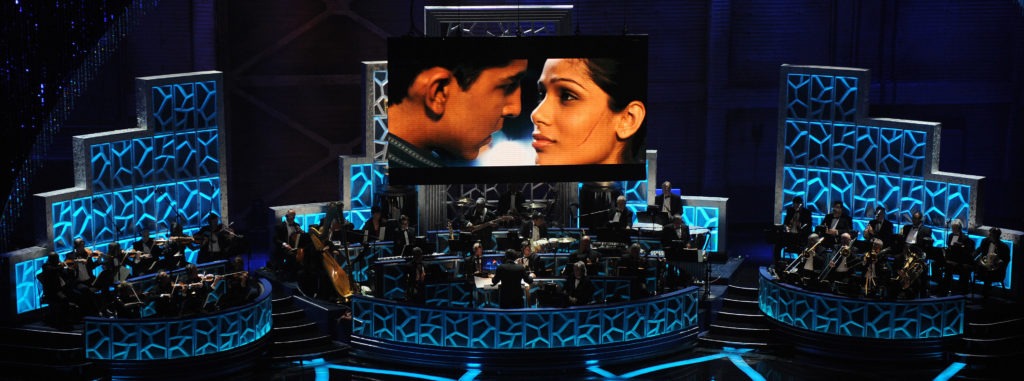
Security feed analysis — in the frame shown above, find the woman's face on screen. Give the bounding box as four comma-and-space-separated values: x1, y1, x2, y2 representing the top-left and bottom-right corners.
531, 58, 625, 165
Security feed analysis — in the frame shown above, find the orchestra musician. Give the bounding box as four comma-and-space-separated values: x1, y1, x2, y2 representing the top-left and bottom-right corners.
896, 211, 933, 284
617, 243, 650, 299
159, 222, 192, 271
607, 195, 634, 231
774, 196, 812, 264
819, 201, 852, 247
861, 205, 894, 250
393, 215, 414, 258
793, 234, 826, 281
654, 181, 682, 218
131, 229, 160, 275
492, 249, 533, 308
273, 209, 302, 276
519, 212, 548, 243
660, 214, 691, 253
361, 206, 387, 243
516, 240, 544, 277
973, 227, 1009, 299
37, 252, 75, 330
465, 241, 487, 278
219, 256, 257, 309
196, 213, 231, 264
565, 235, 600, 277
823, 233, 858, 295
465, 198, 497, 244
564, 261, 597, 306
939, 219, 974, 295
861, 238, 888, 298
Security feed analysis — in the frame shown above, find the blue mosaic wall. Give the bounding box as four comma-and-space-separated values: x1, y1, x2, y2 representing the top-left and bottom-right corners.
775, 66, 1005, 282
83, 279, 272, 360
351, 286, 698, 350
14, 256, 48, 314
758, 268, 963, 339
30, 72, 226, 315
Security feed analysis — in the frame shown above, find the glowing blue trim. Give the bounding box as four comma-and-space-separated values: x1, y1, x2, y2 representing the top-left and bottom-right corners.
458, 369, 482, 381
727, 354, 766, 381
323, 364, 456, 381
587, 365, 617, 378
618, 354, 728, 378
933, 362, 966, 381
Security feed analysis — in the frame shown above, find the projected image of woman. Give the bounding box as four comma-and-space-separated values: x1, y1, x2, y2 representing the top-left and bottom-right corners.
530, 58, 647, 165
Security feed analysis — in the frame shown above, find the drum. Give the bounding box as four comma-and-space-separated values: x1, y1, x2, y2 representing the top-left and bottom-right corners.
534, 238, 551, 252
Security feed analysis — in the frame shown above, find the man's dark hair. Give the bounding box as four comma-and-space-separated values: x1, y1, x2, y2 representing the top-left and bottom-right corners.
583, 58, 647, 163
388, 50, 516, 106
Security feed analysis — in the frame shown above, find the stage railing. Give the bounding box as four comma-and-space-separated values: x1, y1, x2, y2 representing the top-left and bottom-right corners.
758, 267, 963, 340
83, 278, 271, 360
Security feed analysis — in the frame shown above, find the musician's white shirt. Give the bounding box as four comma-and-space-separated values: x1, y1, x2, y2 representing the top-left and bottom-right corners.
906, 226, 919, 244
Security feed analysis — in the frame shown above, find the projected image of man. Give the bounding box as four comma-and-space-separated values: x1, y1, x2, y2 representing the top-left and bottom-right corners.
387, 56, 528, 168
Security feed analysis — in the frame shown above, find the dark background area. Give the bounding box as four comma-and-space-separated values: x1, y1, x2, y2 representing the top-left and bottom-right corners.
3, 0, 1022, 249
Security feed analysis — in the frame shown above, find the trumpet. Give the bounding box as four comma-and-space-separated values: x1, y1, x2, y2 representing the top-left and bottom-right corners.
785, 237, 823, 274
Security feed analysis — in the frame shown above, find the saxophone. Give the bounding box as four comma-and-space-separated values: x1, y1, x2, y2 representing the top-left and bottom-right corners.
863, 248, 878, 295
895, 249, 925, 290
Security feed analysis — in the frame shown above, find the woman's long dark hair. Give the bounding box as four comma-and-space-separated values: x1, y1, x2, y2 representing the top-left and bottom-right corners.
584, 58, 647, 163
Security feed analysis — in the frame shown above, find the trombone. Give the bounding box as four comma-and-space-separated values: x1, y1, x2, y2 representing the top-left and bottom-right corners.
785, 236, 823, 274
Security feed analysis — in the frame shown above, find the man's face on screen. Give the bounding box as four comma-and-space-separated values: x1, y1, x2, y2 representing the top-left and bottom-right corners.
442, 59, 527, 160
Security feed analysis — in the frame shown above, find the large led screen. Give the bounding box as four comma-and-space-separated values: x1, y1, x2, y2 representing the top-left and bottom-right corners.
386, 36, 648, 185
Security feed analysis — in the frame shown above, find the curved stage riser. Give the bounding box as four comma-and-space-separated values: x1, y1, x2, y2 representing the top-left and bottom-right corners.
350, 287, 701, 368
758, 268, 963, 362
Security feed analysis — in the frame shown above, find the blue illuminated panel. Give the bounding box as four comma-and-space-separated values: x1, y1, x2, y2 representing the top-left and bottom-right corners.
351, 286, 698, 350
682, 206, 719, 252
84, 279, 272, 360
14, 256, 49, 314
758, 268, 963, 339
36, 72, 226, 315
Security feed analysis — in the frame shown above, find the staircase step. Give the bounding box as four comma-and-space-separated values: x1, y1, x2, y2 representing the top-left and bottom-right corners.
272, 320, 319, 335
721, 296, 759, 309
272, 308, 306, 322
0, 326, 82, 348
714, 309, 766, 324
724, 284, 759, 298
272, 333, 332, 353
698, 332, 776, 349
272, 295, 295, 310
709, 321, 771, 338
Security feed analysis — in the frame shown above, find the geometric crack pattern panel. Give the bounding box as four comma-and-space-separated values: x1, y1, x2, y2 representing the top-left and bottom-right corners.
758, 269, 963, 339
83, 279, 270, 360
776, 66, 982, 249
350, 286, 698, 350
682, 206, 719, 252
37, 72, 226, 316
371, 66, 388, 163
15, 256, 48, 314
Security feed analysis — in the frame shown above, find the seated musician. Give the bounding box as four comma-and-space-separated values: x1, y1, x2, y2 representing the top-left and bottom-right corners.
178, 263, 212, 315
791, 234, 826, 281
896, 211, 933, 268
660, 214, 691, 253
654, 181, 682, 219
219, 256, 257, 309
519, 212, 549, 244
565, 235, 600, 277
939, 219, 975, 295
492, 249, 533, 309
131, 229, 160, 275
516, 240, 544, 277
819, 201, 852, 247
392, 215, 415, 258
861, 205, 894, 250
151, 270, 179, 317
617, 243, 650, 299
361, 206, 387, 243
274, 209, 302, 279
774, 196, 812, 264
159, 222, 192, 271
405, 247, 427, 304
196, 213, 230, 264
974, 227, 1010, 299
861, 238, 889, 298
38, 252, 75, 330
607, 195, 634, 231
465, 241, 487, 278
823, 233, 858, 294
565, 261, 597, 306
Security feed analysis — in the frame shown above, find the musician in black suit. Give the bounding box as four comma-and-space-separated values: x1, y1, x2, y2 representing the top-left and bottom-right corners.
660, 214, 691, 252
273, 209, 302, 276
517, 240, 545, 276
607, 195, 634, 230
654, 181, 682, 218
820, 201, 853, 247
393, 215, 414, 258
361, 206, 387, 243
775, 196, 813, 263
939, 219, 974, 295
565, 235, 600, 277
465, 242, 486, 278
565, 261, 597, 306
862, 205, 894, 250
492, 249, 533, 308
897, 211, 933, 265
617, 244, 650, 300
973, 227, 1010, 299
519, 213, 548, 243
196, 213, 231, 264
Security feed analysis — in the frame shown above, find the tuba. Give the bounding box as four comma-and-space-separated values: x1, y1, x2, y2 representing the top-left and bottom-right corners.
895, 247, 926, 290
